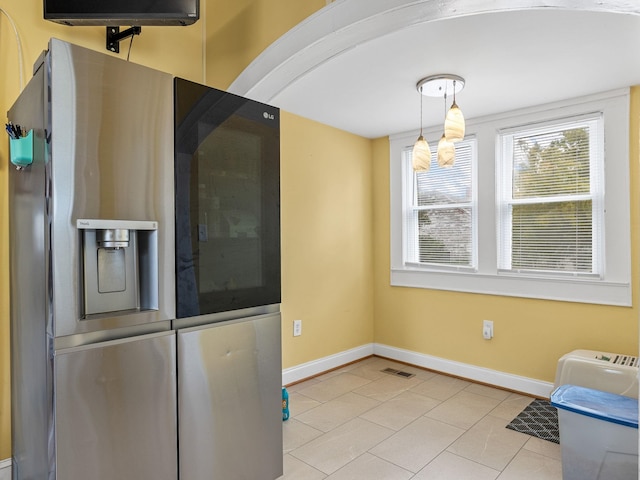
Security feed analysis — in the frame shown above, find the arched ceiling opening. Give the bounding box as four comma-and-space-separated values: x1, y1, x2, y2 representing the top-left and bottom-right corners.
230, 0, 640, 138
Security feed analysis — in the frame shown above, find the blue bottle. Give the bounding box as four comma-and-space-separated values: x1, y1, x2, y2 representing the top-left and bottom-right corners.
282, 387, 289, 421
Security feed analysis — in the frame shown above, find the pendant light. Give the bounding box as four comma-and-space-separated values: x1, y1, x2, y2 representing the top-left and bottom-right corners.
414, 74, 465, 173
437, 92, 455, 168
412, 86, 431, 172
437, 134, 455, 167
444, 79, 465, 142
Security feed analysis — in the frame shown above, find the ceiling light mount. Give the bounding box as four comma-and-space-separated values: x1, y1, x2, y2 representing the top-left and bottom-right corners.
416, 74, 465, 97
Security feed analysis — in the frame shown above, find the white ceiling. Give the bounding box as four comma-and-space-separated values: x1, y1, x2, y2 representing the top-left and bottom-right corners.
230, 1, 640, 139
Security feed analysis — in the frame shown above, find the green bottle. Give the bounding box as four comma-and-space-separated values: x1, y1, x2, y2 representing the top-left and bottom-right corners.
282, 387, 289, 421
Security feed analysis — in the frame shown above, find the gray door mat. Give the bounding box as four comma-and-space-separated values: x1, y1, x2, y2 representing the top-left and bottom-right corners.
506, 399, 559, 444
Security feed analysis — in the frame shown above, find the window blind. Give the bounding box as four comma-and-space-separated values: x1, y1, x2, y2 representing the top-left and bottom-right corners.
406, 138, 476, 268
498, 115, 603, 275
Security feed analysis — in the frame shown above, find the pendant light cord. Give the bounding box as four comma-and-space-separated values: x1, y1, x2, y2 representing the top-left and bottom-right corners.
452, 80, 457, 106
419, 88, 424, 136
443, 91, 447, 119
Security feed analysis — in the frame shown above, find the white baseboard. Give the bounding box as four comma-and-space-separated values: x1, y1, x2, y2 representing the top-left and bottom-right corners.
283, 342, 554, 398
374, 343, 555, 398
0, 459, 11, 480
282, 344, 374, 385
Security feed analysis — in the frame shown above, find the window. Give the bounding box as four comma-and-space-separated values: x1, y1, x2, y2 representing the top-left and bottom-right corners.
497, 115, 603, 277
390, 89, 631, 305
404, 138, 477, 270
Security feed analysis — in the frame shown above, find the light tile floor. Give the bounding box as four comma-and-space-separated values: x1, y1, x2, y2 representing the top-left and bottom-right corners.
279, 356, 562, 480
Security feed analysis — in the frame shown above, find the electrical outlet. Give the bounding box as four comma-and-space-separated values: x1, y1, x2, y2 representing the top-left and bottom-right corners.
483, 320, 493, 340
293, 319, 302, 337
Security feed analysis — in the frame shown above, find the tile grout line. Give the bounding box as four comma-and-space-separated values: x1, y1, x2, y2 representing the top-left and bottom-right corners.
280, 357, 560, 479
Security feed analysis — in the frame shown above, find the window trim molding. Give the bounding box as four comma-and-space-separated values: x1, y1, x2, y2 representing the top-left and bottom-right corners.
390, 88, 631, 306
495, 112, 604, 277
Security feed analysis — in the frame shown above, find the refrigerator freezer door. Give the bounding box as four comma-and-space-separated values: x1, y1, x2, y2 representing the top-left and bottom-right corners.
54, 331, 178, 480
178, 312, 283, 480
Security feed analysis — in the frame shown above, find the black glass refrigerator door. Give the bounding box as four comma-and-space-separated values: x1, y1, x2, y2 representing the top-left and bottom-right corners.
174, 78, 281, 318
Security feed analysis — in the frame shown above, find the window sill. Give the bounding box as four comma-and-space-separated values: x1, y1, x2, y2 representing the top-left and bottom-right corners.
391, 267, 631, 306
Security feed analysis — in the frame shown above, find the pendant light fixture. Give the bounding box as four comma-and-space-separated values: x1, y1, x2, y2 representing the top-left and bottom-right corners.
412, 85, 431, 172
415, 74, 465, 171
445, 79, 465, 142
437, 92, 455, 168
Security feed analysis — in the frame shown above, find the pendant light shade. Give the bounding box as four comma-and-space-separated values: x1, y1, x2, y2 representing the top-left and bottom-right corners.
445, 101, 465, 142
412, 84, 431, 172
412, 135, 431, 172
437, 133, 455, 168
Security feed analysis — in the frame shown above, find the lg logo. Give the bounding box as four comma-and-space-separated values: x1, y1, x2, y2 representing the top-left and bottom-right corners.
263, 112, 275, 120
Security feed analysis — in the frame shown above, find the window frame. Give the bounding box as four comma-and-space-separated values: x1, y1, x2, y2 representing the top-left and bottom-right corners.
402, 136, 478, 272
496, 113, 604, 278
389, 89, 631, 306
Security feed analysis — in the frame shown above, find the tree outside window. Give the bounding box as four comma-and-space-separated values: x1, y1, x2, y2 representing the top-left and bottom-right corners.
499, 116, 603, 276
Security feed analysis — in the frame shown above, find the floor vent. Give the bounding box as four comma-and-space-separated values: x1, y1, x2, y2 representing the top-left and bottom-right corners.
381, 367, 415, 379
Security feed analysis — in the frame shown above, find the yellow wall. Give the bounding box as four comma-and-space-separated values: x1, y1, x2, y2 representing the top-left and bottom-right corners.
204, 0, 325, 89
280, 112, 374, 368
372, 90, 640, 383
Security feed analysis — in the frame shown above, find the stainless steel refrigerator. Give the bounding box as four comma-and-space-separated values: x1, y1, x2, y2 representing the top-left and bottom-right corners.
8, 38, 282, 480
